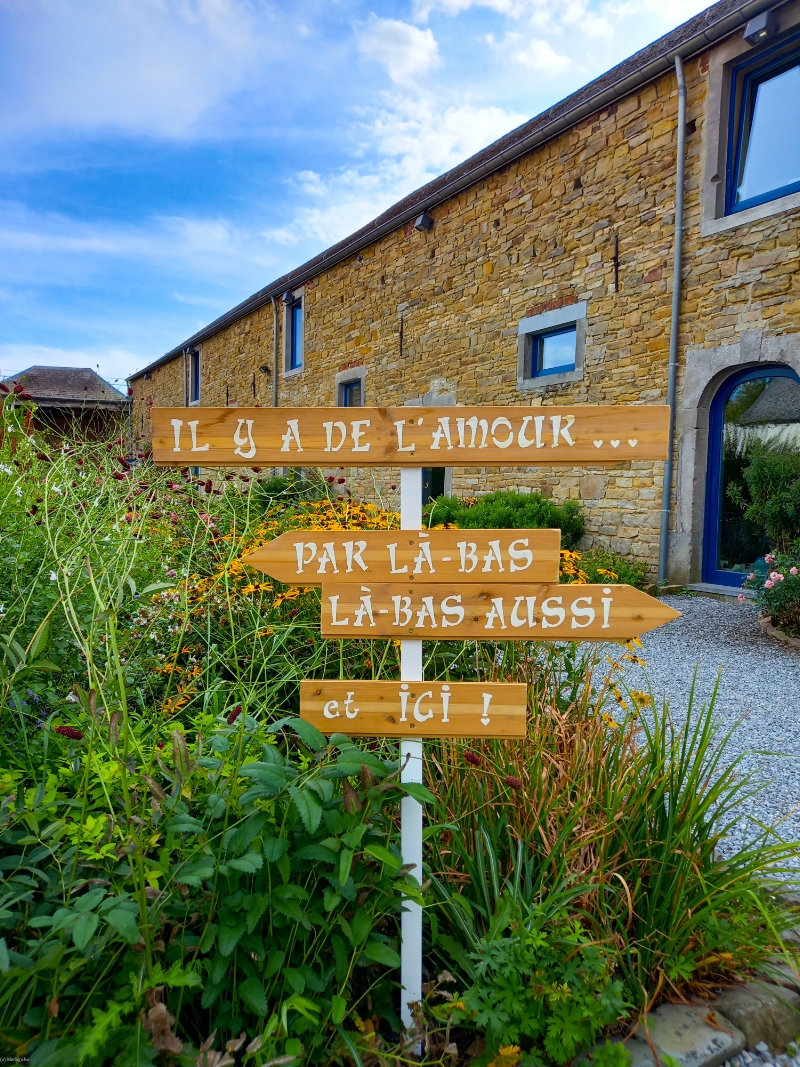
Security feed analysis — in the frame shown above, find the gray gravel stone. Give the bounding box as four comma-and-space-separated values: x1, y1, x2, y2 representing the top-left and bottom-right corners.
622, 595, 800, 863
630, 1003, 746, 1067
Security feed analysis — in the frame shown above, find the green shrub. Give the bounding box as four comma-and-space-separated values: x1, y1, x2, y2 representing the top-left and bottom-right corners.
742, 549, 800, 636
728, 444, 800, 551
449, 896, 627, 1067
577, 547, 649, 589
425, 491, 584, 548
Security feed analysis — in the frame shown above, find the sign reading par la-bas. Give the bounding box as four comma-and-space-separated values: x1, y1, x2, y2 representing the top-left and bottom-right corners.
152, 405, 670, 467
300, 680, 527, 738
243, 529, 561, 585
319, 582, 679, 640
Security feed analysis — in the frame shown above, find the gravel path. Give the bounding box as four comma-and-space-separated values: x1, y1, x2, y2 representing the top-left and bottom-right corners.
623, 594, 800, 862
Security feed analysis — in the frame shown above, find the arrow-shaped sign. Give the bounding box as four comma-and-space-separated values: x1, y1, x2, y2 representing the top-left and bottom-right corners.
152, 405, 670, 467
300, 680, 527, 738
243, 529, 561, 584
319, 582, 679, 640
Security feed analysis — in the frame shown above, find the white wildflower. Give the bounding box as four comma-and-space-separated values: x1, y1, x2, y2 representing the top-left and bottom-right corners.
50, 571, 57, 581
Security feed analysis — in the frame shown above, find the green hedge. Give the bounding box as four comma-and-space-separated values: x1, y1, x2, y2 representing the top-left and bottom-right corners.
424, 491, 584, 549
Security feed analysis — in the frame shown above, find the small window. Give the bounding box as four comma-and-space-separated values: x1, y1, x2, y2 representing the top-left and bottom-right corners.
288, 298, 303, 371
339, 379, 362, 407
728, 36, 800, 213
527, 325, 577, 378
189, 349, 200, 403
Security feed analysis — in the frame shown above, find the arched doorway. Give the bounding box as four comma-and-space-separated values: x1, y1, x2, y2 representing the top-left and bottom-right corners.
703, 365, 800, 586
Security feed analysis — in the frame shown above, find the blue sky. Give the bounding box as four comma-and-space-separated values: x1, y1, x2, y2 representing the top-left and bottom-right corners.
0, 0, 711, 388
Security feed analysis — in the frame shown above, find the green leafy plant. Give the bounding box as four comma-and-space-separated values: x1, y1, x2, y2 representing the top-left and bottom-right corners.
448, 895, 627, 1066
742, 549, 800, 636
424, 491, 584, 548
728, 443, 800, 551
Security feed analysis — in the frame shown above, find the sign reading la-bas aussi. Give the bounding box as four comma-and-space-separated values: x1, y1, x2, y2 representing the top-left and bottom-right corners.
152, 405, 670, 467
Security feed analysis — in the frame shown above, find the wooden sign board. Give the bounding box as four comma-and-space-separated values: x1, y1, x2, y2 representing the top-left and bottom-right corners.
152, 405, 670, 467
243, 529, 561, 585
300, 680, 527, 738
319, 582, 680, 640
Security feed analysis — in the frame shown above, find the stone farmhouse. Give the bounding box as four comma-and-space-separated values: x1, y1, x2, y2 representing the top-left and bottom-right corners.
129, 0, 800, 591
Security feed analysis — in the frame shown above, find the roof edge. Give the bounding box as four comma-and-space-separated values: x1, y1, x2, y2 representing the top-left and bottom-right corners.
130, 0, 778, 383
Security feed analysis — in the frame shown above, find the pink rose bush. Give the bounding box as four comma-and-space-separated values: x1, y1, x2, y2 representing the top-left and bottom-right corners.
742, 548, 800, 637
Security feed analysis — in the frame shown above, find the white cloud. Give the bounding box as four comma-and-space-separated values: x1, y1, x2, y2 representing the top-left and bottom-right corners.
0, 0, 276, 138
0, 344, 141, 385
356, 16, 441, 86
512, 38, 570, 75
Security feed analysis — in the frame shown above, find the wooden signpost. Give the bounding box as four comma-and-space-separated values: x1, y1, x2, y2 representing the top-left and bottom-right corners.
153, 402, 678, 1034
243, 529, 561, 584
299, 680, 527, 738
151, 405, 670, 466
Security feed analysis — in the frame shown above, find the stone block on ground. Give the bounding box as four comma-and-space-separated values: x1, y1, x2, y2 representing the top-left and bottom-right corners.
757, 955, 800, 994
713, 981, 800, 1053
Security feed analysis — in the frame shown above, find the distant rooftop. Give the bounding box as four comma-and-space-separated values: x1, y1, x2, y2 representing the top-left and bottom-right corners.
2, 366, 129, 409
737, 376, 800, 426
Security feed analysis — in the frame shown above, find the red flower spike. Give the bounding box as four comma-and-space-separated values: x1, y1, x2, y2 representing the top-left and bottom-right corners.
112, 471, 126, 481
36, 452, 49, 462
464, 750, 481, 767
327, 476, 335, 483
337, 478, 345, 484
0, 382, 9, 393
251, 466, 262, 473
227, 705, 242, 725
13, 383, 23, 395
21, 392, 33, 401
56, 725, 84, 741
504, 775, 523, 791
204, 480, 212, 493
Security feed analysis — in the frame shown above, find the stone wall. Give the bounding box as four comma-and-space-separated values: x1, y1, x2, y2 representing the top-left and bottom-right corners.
132, 38, 800, 580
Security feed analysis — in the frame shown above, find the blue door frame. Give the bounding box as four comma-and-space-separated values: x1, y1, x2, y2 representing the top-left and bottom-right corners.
703, 364, 800, 587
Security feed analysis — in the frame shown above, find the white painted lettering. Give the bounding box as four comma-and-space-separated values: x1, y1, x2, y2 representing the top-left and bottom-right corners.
350, 420, 371, 452
481, 693, 492, 726
323, 700, 340, 719
294, 541, 317, 574
344, 692, 358, 719
322, 421, 347, 452
387, 543, 408, 574
510, 596, 527, 628
571, 596, 595, 629
430, 417, 453, 450
490, 416, 514, 449
399, 683, 410, 722
392, 595, 412, 627
485, 597, 507, 630
328, 594, 349, 626
413, 691, 434, 722
354, 591, 375, 628
233, 419, 256, 459
343, 540, 367, 573
550, 414, 576, 448
412, 542, 435, 574
508, 538, 533, 572
481, 539, 505, 572
415, 597, 437, 628
280, 419, 303, 452
456, 416, 489, 449
441, 595, 464, 627
602, 587, 613, 629
393, 421, 416, 453
441, 684, 451, 723
534, 415, 545, 448
316, 542, 339, 574
518, 416, 536, 448
457, 541, 478, 574
170, 418, 183, 452
541, 596, 566, 628
188, 420, 210, 452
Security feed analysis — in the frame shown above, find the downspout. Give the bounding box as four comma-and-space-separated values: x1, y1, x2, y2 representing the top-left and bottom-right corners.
183, 348, 188, 406
270, 296, 279, 408
658, 54, 686, 585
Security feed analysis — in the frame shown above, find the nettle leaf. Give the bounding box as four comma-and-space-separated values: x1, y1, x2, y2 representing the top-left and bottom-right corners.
246, 894, 270, 935
307, 779, 334, 804
218, 919, 246, 957
399, 783, 436, 805
350, 909, 371, 945
364, 844, 401, 870
331, 995, 347, 1025
294, 844, 338, 864
263, 836, 289, 863
150, 961, 203, 989
175, 858, 216, 887
228, 811, 270, 853
239, 977, 268, 1017
73, 887, 107, 914
206, 794, 226, 819
228, 852, 263, 874
362, 939, 401, 968
167, 815, 206, 835
287, 717, 327, 751
72, 911, 100, 951
105, 908, 140, 944
338, 848, 353, 887
289, 786, 323, 834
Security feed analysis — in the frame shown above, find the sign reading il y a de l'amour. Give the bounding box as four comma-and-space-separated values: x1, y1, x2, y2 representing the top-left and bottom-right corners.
152, 405, 670, 467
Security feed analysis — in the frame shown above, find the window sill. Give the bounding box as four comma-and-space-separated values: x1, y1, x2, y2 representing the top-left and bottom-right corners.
283, 366, 304, 379
702, 187, 800, 237
516, 367, 583, 391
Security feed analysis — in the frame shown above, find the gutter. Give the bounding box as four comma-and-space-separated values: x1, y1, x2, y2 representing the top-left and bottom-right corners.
658, 56, 687, 585
130, 0, 780, 382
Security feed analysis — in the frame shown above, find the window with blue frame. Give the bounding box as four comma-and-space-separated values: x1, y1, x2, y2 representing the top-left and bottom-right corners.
526, 325, 577, 378
339, 379, 362, 407
288, 297, 303, 371
727, 34, 800, 213
189, 348, 200, 403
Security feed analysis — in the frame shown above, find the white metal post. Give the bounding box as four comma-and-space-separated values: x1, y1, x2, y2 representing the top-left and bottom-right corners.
399, 467, 423, 1032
